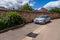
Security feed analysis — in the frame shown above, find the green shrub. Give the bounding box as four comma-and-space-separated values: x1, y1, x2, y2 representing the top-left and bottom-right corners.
0, 19, 5, 30
0, 11, 24, 30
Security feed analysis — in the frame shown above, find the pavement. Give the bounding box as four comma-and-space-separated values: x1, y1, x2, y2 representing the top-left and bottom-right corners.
0, 23, 41, 40
0, 19, 60, 40
34, 19, 60, 40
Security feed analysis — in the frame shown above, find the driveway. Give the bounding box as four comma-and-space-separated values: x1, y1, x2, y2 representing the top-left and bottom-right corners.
0, 23, 41, 40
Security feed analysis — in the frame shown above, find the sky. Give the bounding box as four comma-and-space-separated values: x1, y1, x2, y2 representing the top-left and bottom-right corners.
0, 0, 60, 10
31, 0, 57, 10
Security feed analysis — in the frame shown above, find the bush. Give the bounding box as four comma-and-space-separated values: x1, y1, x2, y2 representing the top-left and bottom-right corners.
0, 19, 6, 30
0, 11, 24, 30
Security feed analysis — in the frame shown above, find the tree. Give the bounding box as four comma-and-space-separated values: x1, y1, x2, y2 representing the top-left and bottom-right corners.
48, 7, 60, 13
19, 3, 33, 10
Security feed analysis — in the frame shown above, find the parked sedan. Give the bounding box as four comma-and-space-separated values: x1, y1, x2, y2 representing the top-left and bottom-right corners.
34, 15, 51, 24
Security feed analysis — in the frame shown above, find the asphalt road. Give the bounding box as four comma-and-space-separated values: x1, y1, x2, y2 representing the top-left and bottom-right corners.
34, 19, 60, 40
0, 23, 41, 40
0, 19, 60, 40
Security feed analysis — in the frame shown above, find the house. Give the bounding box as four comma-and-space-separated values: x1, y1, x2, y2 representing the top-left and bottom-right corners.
38, 8, 48, 12
0, 7, 7, 10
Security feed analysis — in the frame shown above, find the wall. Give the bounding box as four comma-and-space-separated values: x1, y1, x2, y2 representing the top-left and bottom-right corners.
0, 10, 60, 23
18, 11, 60, 22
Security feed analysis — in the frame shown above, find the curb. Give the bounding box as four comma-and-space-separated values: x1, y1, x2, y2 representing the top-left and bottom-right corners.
0, 23, 25, 33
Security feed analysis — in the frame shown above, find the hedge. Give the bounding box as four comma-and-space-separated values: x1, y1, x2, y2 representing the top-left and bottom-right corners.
0, 11, 24, 30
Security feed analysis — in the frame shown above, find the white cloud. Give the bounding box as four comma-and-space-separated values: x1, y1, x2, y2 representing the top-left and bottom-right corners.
38, 7, 42, 10
43, 1, 60, 10
29, 2, 36, 6
0, 0, 35, 10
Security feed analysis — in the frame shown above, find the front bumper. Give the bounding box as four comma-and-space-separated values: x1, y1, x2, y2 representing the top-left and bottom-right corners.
34, 21, 44, 24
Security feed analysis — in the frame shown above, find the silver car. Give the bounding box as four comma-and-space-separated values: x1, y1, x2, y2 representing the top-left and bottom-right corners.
34, 15, 51, 24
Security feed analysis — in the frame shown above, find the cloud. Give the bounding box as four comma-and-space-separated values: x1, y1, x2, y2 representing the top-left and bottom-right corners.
38, 7, 42, 10
29, 2, 36, 6
43, 1, 60, 10
0, 0, 35, 10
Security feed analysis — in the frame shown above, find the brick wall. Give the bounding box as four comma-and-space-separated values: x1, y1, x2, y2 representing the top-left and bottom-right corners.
18, 11, 60, 22
0, 10, 60, 23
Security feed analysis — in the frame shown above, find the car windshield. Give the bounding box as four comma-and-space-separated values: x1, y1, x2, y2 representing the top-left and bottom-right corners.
38, 16, 49, 18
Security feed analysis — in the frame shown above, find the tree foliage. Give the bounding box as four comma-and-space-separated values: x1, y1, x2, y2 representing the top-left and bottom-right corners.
48, 7, 60, 13
19, 3, 33, 10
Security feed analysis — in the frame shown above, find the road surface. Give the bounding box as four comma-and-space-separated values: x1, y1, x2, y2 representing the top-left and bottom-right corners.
0, 19, 60, 40
0, 23, 41, 40
34, 19, 60, 40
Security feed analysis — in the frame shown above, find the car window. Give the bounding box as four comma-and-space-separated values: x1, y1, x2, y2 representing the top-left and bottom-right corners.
39, 16, 49, 18
44, 16, 49, 18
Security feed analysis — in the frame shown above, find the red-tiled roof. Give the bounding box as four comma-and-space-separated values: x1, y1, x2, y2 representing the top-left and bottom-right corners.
38, 8, 48, 12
